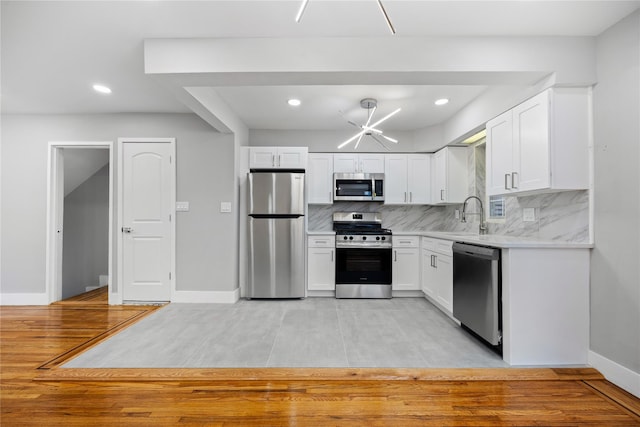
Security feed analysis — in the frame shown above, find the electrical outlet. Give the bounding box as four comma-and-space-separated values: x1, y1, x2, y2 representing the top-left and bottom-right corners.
454, 209, 460, 219
176, 201, 190, 212
220, 202, 232, 213
523, 207, 536, 222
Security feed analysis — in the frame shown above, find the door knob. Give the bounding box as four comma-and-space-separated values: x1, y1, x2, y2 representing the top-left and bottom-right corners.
121, 227, 133, 233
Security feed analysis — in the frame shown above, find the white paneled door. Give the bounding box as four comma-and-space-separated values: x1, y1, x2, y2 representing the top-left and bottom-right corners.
121, 139, 175, 302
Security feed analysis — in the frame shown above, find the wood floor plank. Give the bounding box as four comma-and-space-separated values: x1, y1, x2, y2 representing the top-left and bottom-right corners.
1, 294, 639, 426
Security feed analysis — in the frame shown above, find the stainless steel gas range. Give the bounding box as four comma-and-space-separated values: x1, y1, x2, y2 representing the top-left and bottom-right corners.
333, 212, 392, 299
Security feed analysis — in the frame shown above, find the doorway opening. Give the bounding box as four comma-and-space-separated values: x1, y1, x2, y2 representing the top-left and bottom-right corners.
46, 142, 115, 305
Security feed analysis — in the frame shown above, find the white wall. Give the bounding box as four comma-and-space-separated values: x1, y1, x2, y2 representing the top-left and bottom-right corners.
62, 163, 109, 299
249, 129, 419, 152
591, 10, 640, 392
0, 113, 237, 297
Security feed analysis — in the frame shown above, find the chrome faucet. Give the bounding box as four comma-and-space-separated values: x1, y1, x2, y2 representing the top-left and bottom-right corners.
461, 196, 487, 235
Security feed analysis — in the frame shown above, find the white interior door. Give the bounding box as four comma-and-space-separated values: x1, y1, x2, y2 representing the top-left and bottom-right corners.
121, 139, 174, 302
53, 148, 65, 301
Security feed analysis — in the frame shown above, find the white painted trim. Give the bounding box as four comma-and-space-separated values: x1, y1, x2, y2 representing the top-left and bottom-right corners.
172, 288, 240, 304
392, 290, 424, 298
46, 141, 114, 305
117, 138, 176, 304
0, 293, 49, 305
589, 351, 640, 398
307, 290, 335, 298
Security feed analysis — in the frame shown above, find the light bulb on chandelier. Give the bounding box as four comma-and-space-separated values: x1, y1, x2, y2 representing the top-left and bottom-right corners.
339, 98, 401, 150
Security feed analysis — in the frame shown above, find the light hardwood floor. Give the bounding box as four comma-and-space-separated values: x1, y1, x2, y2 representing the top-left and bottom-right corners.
1, 290, 639, 426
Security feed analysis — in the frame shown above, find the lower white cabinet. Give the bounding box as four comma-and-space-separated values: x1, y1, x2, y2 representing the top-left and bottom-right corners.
392, 236, 420, 290
421, 237, 453, 314
307, 235, 335, 291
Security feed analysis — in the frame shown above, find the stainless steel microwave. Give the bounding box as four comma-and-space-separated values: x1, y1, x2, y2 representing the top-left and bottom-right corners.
334, 173, 384, 202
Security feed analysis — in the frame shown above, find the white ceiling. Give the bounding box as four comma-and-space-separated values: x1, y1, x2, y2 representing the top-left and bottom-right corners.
2, 1, 639, 131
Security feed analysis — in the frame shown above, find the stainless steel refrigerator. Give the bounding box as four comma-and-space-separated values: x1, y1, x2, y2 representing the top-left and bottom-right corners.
247, 170, 305, 298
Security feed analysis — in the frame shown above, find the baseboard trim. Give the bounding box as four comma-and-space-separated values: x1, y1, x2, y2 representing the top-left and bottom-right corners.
392, 290, 424, 297
589, 350, 640, 398
0, 292, 49, 305
171, 288, 240, 304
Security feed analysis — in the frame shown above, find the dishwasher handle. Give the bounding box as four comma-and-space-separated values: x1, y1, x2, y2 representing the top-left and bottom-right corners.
452, 242, 500, 260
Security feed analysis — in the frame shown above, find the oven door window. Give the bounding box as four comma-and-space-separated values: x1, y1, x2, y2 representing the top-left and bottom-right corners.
335, 180, 372, 197
335, 248, 391, 284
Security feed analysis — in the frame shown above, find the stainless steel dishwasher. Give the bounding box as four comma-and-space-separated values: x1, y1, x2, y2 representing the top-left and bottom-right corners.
452, 242, 502, 347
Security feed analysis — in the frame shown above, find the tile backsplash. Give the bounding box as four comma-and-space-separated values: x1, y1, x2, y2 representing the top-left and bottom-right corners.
308, 144, 590, 243
308, 190, 589, 242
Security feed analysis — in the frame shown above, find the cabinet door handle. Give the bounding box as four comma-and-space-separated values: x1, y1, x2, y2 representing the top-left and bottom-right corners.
404, 192, 407, 203
410, 192, 413, 203
440, 189, 444, 201
272, 155, 276, 167
331, 250, 334, 262
505, 173, 511, 190
278, 155, 282, 167
394, 250, 397, 262
512, 172, 518, 189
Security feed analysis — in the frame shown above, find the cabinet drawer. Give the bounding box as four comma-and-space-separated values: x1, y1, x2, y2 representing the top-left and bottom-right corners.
393, 236, 419, 248
421, 237, 453, 256
308, 235, 335, 248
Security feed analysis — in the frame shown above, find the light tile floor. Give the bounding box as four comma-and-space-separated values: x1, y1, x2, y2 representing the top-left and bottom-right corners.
64, 298, 507, 368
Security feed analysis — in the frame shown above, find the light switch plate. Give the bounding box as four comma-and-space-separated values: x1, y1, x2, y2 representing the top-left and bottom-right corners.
454, 209, 460, 219
523, 207, 536, 222
176, 201, 190, 212
220, 202, 232, 213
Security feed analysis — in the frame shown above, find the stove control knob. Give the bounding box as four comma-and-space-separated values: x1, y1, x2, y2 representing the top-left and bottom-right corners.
362, 236, 367, 240
376, 236, 380, 241
343, 236, 348, 240
381, 236, 386, 241
349, 236, 354, 240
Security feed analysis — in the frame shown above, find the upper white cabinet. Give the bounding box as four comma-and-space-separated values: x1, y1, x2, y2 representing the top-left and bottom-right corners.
486, 88, 589, 196
249, 147, 308, 169
307, 153, 333, 204
431, 147, 469, 205
384, 154, 431, 204
333, 153, 385, 173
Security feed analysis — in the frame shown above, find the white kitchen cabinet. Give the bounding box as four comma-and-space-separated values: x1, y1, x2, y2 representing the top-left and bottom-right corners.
431, 147, 468, 205
421, 248, 436, 299
307, 153, 333, 204
333, 153, 385, 173
249, 147, 308, 169
392, 236, 420, 291
384, 154, 431, 204
421, 237, 453, 315
307, 235, 335, 291
486, 88, 589, 196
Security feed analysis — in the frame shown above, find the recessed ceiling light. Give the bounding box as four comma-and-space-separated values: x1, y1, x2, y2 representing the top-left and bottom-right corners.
435, 98, 449, 106
288, 98, 301, 107
92, 84, 112, 94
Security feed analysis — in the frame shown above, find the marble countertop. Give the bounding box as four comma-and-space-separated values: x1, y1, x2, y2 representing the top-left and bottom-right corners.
393, 231, 593, 249
307, 230, 592, 248
306, 231, 337, 236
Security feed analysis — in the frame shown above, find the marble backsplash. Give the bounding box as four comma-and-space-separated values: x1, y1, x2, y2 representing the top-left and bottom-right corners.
309, 143, 590, 243
308, 189, 589, 242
